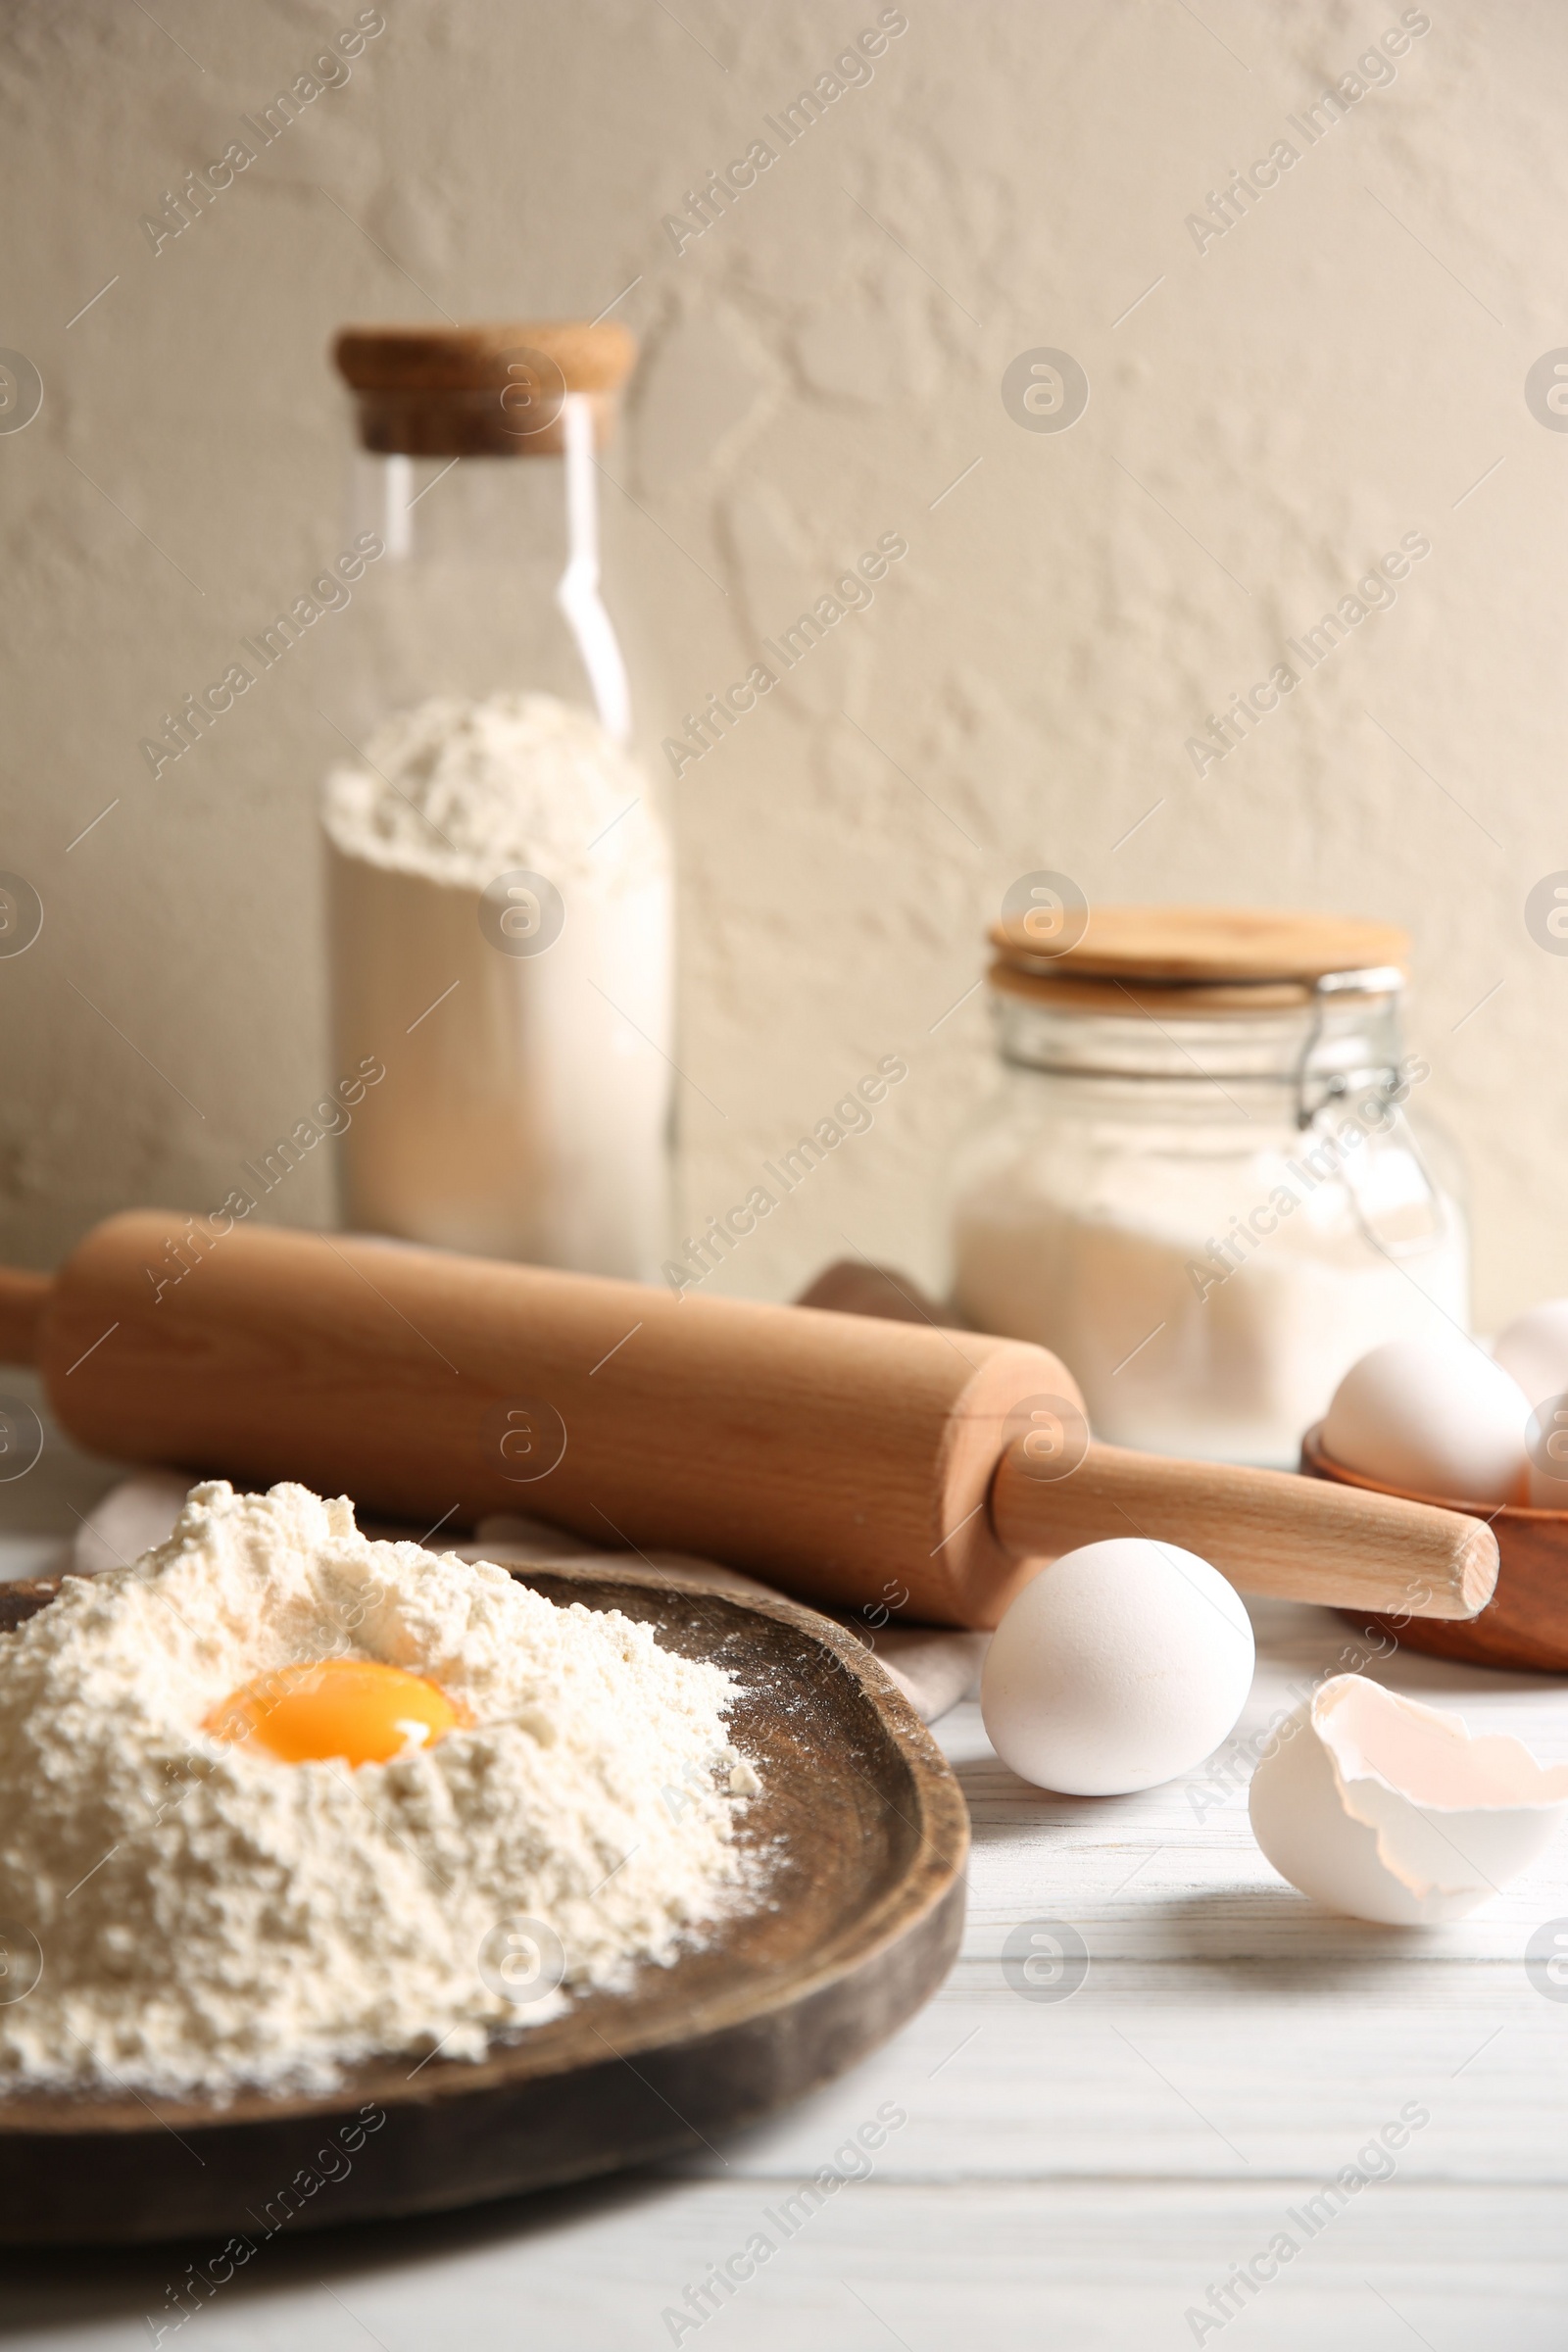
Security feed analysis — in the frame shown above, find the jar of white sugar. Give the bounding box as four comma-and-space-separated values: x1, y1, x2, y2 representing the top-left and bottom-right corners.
320, 323, 670, 1278
947, 906, 1468, 1466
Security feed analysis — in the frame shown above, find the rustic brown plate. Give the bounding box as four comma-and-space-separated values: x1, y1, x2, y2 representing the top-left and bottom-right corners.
1300, 1422, 1568, 1672
0, 1562, 967, 2246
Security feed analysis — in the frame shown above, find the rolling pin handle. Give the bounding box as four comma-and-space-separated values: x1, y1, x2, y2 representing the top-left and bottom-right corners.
988, 1436, 1499, 1623
0, 1268, 49, 1366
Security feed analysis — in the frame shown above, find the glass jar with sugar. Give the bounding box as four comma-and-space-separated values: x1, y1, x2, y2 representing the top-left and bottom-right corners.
320, 322, 670, 1278
947, 904, 1467, 1467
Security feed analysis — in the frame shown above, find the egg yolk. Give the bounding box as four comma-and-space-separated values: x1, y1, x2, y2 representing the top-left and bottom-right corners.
205, 1659, 466, 1767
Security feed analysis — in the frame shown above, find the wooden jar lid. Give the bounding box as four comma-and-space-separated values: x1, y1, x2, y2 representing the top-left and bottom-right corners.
332, 321, 637, 459
990, 905, 1409, 1016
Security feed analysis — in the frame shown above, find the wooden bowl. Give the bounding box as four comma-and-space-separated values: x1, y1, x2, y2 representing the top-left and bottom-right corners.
1299, 1423, 1568, 1672
0, 1561, 967, 2245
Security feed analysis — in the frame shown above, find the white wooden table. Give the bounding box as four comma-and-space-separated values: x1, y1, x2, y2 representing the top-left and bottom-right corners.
3, 1387, 1566, 2350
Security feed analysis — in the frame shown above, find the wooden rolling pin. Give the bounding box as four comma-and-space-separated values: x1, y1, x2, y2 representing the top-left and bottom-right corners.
0, 1210, 1495, 1630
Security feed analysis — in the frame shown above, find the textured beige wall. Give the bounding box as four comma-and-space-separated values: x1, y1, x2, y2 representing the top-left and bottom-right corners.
3, 0, 1565, 1327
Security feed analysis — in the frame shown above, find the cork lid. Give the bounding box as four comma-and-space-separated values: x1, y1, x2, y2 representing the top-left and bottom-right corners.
990, 904, 1409, 1016
333, 321, 637, 459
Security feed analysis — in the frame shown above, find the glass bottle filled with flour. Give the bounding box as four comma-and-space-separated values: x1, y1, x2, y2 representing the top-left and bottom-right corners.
322, 322, 670, 1278
947, 905, 1468, 1466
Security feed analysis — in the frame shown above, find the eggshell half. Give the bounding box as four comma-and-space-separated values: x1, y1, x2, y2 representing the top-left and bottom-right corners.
1320, 1337, 1530, 1507
1249, 1674, 1568, 1926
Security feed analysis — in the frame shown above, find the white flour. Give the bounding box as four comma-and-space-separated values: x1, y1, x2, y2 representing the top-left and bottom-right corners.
0, 1483, 760, 2100
321, 690, 664, 894
321, 690, 673, 1277
953, 1163, 1466, 1465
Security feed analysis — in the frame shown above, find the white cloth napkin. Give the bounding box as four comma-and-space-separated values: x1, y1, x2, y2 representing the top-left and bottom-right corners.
69, 1479, 986, 1725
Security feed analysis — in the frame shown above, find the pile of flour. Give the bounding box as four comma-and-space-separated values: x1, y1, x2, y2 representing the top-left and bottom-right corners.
0, 1482, 760, 2099
322, 690, 663, 894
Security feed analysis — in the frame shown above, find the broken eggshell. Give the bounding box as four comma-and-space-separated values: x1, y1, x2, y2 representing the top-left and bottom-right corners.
1249, 1674, 1568, 1926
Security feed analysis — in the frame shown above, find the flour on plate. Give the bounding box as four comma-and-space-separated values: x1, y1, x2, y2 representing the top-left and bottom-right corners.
0, 1482, 760, 2099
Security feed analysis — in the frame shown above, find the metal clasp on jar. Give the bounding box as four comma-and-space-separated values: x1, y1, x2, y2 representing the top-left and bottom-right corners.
1294, 967, 1446, 1259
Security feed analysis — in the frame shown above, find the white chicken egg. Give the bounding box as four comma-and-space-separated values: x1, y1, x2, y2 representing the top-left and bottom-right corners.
1319, 1336, 1529, 1506
1492, 1303, 1568, 1504
1493, 1298, 1568, 1410
1250, 1674, 1568, 1926
980, 1538, 1254, 1797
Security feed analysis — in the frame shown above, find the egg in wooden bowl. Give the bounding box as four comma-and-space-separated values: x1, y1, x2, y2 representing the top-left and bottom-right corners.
1301, 1322, 1568, 1671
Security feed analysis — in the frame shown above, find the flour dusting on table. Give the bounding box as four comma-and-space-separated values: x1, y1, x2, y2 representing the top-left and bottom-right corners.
0, 1482, 760, 2099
